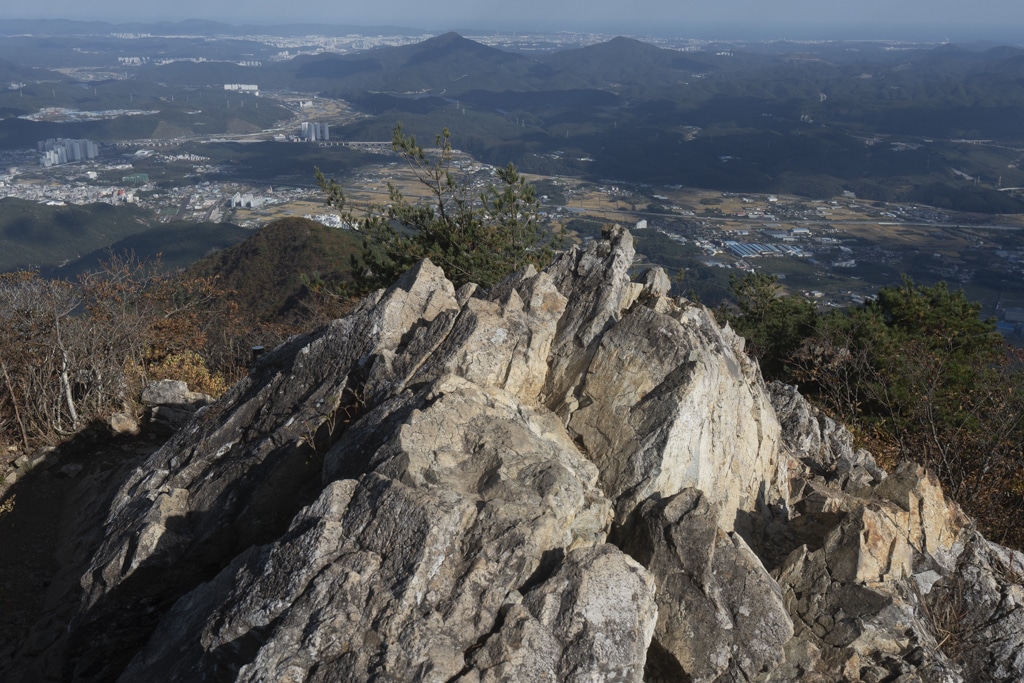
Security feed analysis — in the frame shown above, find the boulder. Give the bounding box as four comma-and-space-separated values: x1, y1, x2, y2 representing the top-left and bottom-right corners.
140, 379, 215, 431
108, 411, 140, 436
139, 379, 212, 409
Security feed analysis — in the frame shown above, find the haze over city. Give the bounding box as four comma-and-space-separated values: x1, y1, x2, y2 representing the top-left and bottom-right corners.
2, 1, 1024, 41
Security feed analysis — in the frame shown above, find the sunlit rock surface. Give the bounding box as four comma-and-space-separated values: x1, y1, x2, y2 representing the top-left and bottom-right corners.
3, 226, 1022, 683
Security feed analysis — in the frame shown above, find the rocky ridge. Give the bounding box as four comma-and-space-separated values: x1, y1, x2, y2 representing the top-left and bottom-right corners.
3, 226, 1022, 682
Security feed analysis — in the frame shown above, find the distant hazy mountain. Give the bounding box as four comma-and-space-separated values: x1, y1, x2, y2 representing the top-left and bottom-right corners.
0, 18, 426, 37
540, 36, 710, 89
271, 32, 534, 96
263, 33, 722, 96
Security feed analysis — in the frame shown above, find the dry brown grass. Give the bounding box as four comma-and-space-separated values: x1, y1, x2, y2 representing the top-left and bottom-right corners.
0, 493, 14, 521
915, 574, 970, 661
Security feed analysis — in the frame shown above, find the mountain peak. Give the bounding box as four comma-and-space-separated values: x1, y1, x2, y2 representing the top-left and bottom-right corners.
411, 31, 511, 60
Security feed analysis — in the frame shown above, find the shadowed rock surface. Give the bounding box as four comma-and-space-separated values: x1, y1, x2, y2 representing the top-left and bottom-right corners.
2, 226, 1022, 682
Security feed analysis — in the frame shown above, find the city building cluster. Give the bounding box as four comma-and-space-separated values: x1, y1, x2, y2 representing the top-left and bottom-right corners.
38, 138, 99, 167
300, 122, 330, 141
262, 33, 433, 59
122, 173, 149, 186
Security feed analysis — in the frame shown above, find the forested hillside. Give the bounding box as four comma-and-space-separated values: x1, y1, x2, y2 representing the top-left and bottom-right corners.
724, 272, 1024, 547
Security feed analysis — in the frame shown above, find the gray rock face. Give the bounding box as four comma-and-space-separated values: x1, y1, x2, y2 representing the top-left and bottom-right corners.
769, 380, 884, 492
120, 377, 646, 681
458, 544, 658, 683
5, 227, 1023, 683
544, 226, 786, 528
620, 489, 793, 683
930, 536, 1024, 682
567, 301, 784, 526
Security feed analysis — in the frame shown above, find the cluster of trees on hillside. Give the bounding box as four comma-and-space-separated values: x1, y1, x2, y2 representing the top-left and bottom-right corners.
723, 272, 1024, 547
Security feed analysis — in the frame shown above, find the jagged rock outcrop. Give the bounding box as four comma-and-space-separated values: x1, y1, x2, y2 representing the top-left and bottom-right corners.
769, 381, 884, 493
765, 384, 1021, 683
620, 489, 793, 682
3, 226, 1022, 683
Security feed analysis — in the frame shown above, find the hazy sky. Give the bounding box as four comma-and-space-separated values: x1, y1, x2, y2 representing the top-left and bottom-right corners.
2, 0, 1023, 41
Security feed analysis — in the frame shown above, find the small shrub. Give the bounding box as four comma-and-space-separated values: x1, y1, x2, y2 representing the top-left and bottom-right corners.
147, 351, 227, 397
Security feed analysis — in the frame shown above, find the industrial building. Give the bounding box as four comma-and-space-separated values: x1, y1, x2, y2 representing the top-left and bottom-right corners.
230, 192, 268, 209
724, 241, 803, 259
300, 122, 330, 141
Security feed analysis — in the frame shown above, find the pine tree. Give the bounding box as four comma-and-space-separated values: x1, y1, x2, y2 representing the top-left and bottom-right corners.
316, 124, 558, 291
